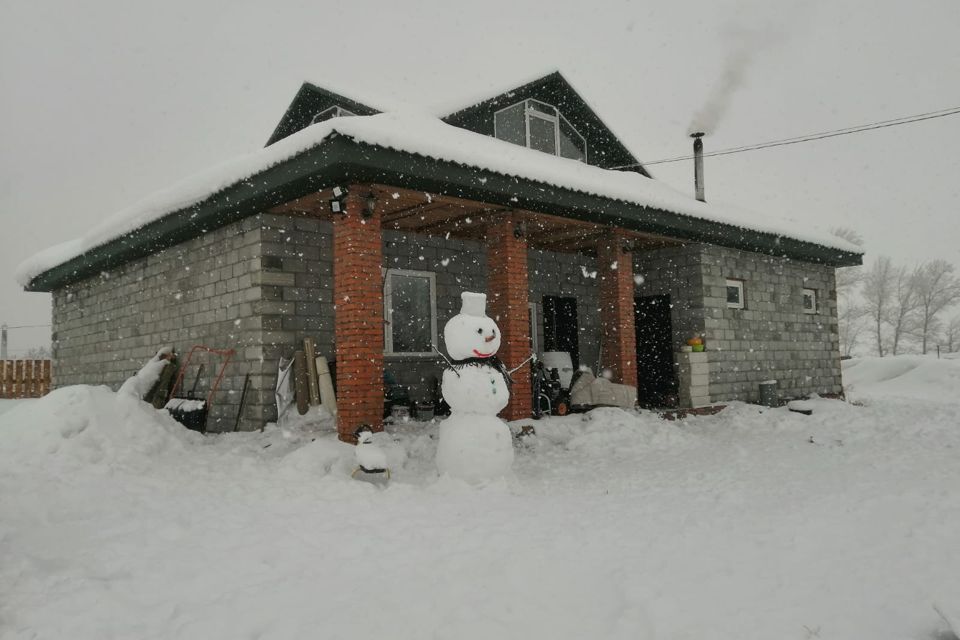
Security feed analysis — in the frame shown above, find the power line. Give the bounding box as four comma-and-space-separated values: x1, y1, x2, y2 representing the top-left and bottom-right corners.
624, 105, 960, 168
1, 324, 51, 330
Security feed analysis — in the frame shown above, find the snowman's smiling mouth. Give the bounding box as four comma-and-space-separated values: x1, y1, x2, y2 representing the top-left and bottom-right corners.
472, 349, 494, 357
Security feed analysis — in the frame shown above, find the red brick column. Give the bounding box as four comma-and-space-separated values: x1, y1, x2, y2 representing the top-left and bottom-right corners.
486, 214, 532, 421
333, 189, 384, 442
597, 233, 638, 388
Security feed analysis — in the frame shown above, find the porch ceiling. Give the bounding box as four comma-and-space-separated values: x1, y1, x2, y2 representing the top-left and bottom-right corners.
267, 184, 683, 255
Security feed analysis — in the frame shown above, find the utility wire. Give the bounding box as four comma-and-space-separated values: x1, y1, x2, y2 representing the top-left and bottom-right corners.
1, 324, 51, 329
619, 105, 960, 168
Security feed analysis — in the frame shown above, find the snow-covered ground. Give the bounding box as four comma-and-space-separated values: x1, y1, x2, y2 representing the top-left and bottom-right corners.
2, 356, 959, 639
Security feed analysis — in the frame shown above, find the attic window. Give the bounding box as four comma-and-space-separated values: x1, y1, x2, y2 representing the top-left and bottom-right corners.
494, 99, 587, 162
310, 106, 356, 125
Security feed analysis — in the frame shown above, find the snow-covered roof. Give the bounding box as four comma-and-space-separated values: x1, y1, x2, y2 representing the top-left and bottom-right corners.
16, 110, 860, 289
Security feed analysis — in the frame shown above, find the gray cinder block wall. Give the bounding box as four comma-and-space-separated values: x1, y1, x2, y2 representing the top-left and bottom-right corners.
633, 243, 842, 406
51, 216, 272, 431
699, 245, 842, 403
50, 215, 844, 429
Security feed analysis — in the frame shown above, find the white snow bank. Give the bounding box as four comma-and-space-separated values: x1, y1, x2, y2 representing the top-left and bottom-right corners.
2, 389, 960, 639
0, 385, 199, 473
17, 111, 859, 287
843, 355, 960, 403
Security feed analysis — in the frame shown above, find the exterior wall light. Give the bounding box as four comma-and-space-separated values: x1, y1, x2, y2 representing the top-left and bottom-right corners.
329, 186, 348, 214
364, 193, 377, 218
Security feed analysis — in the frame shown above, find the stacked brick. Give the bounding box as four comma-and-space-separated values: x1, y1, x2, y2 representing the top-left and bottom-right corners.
485, 214, 532, 420
596, 234, 638, 386
333, 194, 385, 441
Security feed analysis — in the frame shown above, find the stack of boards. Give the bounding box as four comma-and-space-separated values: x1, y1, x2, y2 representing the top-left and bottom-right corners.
291, 337, 336, 416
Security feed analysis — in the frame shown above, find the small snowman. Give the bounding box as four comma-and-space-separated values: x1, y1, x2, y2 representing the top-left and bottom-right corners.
436, 292, 515, 481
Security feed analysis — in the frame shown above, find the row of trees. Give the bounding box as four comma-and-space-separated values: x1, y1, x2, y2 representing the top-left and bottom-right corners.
836, 229, 960, 356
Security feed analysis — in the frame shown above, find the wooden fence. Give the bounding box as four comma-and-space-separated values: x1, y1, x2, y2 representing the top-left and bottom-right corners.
0, 360, 51, 399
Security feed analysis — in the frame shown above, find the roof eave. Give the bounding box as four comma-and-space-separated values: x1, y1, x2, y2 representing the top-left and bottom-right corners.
25, 138, 862, 291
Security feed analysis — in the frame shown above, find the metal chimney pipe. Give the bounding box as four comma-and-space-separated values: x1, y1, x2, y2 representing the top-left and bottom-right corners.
691, 132, 705, 202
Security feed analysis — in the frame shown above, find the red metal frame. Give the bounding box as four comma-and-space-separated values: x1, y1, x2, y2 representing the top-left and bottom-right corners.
168, 345, 236, 406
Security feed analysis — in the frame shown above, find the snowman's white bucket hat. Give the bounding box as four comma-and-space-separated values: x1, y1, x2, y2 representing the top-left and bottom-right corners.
460, 292, 487, 317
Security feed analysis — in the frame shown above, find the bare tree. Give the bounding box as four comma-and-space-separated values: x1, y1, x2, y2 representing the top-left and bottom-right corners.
943, 314, 960, 353
889, 265, 920, 355
911, 260, 960, 354
832, 227, 866, 356
24, 345, 51, 359
862, 256, 895, 356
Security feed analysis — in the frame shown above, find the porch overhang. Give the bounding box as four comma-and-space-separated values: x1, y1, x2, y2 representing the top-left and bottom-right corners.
25, 135, 863, 292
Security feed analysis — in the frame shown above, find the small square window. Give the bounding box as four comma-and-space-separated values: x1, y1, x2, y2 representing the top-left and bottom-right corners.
803, 288, 817, 314
726, 279, 745, 309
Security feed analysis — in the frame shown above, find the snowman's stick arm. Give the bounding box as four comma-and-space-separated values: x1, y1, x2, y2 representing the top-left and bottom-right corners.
432, 345, 461, 377
508, 353, 537, 375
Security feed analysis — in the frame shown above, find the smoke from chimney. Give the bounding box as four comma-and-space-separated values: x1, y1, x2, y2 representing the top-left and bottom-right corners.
691, 133, 705, 202
687, 25, 780, 136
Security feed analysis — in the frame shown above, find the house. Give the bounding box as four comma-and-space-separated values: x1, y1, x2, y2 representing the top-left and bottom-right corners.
17, 72, 862, 440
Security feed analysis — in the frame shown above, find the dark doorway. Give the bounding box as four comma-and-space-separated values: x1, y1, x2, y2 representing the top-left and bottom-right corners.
634, 295, 678, 407
542, 296, 579, 367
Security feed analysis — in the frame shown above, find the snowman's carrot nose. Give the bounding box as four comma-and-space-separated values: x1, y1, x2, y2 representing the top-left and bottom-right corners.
484, 334, 495, 343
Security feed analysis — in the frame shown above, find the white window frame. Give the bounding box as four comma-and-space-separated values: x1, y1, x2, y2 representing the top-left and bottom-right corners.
802, 288, 818, 314
725, 278, 745, 309
383, 268, 438, 356
493, 98, 587, 163
528, 301, 539, 355
310, 105, 356, 125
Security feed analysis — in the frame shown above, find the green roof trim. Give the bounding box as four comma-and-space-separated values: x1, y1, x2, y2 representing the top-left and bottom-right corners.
265, 83, 380, 146
442, 71, 650, 176
25, 136, 862, 292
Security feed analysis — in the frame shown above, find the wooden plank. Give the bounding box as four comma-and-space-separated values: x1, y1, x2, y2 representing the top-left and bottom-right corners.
292, 350, 309, 416
41, 360, 51, 396
24, 360, 34, 398
14, 360, 23, 399
303, 338, 320, 406
4, 361, 12, 399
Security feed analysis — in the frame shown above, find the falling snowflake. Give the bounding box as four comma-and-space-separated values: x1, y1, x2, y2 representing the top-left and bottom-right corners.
441, 258, 450, 267
581, 266, 597, 279
633, 274, 645, 285
610, 261, 618, 270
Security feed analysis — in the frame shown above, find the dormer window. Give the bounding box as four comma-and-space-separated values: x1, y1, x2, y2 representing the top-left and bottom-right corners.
310, 105, 356, 125
493, 99, 587, 162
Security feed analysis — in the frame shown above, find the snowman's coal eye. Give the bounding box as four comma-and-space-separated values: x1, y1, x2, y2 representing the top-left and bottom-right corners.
476, 328, 483, 334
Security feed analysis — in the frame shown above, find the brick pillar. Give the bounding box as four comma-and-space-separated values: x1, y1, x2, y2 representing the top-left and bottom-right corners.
486, 214, 532, 421
333, 189, 384, 442
597, 233, 638, 389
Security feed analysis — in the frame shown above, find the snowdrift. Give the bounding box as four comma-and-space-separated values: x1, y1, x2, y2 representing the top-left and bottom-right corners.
0, 385, 200, 473
843, 354, 960, 403
2, 362, 959, 639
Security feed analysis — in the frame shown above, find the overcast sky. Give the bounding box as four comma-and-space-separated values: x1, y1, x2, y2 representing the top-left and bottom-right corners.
2, 0, 959, 355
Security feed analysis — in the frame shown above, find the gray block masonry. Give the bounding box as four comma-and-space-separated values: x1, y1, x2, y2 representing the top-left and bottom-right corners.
50, 216, 843, 431
634, 243, 842, 406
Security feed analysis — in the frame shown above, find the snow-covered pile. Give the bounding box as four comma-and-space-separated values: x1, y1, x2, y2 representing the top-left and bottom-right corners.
0, 385, 199, 473
2, 356, 959, 639
16, 110, 859, 288
843, 354, 960, 403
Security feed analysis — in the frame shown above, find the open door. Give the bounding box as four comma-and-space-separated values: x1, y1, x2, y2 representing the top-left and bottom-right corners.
634, 295, 678, 407
542, 296, 579, 368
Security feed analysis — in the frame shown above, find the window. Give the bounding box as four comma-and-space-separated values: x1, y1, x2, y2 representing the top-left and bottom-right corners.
802, 288, 817, 314
528, 302, 539, 355
383, 269, 437, 355
726, 279, 745, 309
310, 105, 356, 125
494, 99, 587, 162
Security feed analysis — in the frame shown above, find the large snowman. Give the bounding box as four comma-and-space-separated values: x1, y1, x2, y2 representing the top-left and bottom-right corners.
436, 292, 515, 481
